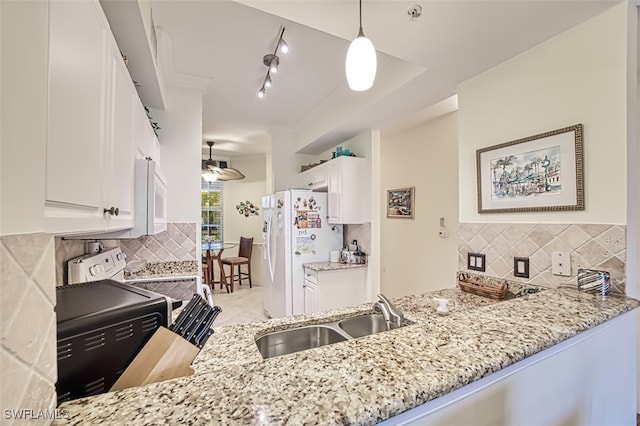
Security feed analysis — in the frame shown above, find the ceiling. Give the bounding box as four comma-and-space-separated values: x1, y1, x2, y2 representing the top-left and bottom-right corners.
150, 0, 621, 159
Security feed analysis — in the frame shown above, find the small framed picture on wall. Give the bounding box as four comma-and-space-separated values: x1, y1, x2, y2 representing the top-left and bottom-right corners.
386, 187, 415, 219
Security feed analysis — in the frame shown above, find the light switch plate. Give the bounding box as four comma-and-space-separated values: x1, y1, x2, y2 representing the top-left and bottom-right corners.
514, 257, 530, 278
467, 252, 486, 272
551, 251, 571, 276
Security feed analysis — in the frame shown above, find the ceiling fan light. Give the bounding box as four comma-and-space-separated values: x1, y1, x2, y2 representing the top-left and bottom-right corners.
202, 171, 218, 182
346, 34, 377, 91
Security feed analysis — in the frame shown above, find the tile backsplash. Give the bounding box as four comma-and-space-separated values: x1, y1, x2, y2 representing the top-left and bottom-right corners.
1, 233, 57, 423
55, 223, 197, 285
344, 223, 371, 255
458, 223, 626, 294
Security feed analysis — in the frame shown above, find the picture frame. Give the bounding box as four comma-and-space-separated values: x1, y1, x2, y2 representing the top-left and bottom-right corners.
476, 124, 584, 214
387, 187, 415, 219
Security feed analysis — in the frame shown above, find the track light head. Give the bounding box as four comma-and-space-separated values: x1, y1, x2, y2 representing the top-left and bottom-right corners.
257, 87, 266, 98
279, 39, 289, 54
264, 74, 272, 88
264, 54, 279, 73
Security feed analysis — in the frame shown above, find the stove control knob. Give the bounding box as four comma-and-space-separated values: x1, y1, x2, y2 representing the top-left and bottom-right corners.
116, 252, 127, 261
96, 265, 105, 274
89, 266, 98, 276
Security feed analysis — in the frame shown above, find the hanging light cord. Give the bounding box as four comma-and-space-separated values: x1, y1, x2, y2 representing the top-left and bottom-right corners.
358, 0, 364, 37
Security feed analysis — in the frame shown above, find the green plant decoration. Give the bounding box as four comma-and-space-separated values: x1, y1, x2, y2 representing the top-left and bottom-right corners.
144, 106, 161, 137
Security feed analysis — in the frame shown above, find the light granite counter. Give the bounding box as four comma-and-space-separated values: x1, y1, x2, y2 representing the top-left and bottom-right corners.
303, 261, 367, 272
54, 286, 639, 425
123, 260, 198, 280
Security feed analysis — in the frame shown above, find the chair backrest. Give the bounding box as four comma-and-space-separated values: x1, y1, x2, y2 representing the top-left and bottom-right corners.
238, 237, 253, 259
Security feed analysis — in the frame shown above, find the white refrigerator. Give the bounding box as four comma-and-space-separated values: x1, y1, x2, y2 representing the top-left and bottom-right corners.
262, 190, 343, 318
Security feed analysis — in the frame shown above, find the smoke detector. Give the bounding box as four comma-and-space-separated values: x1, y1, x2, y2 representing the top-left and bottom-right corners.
407, 4, 422, 21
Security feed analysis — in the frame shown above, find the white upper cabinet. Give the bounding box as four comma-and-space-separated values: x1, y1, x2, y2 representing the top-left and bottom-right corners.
46, 0, 109, 233
327, 157, 370, 224
298, 162, 329, 190
45, 0, 144, 235
104, 41, 135, 230
133, 98, 160, 163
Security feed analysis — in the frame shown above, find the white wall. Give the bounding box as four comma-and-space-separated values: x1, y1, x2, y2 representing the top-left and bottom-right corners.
1, 0, 48, 235
458, 2, 629, 225
379, 112, 459, 297
153, 85, 203, 223
223, 154, 267, 284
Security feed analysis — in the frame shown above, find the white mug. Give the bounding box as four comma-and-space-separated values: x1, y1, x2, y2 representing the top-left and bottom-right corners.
329, 250, 340, 263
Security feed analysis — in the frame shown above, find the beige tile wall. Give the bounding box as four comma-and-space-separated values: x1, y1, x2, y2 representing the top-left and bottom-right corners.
344, 223, 371, 255
458, 223, 626, 294
55, 223, 197, 285
1, 233, 57, 424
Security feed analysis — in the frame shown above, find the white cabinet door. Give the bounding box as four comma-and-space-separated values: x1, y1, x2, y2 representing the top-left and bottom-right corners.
303, 267, 368, 314
104, 44, 135, 230
45, 0, 109, 233
299, 162, 328, 190
316, 268, 368, 311
303, 280, 318, 314
327, 157, 370, 224
133, 98, 161, 163
45, 0, 141, 235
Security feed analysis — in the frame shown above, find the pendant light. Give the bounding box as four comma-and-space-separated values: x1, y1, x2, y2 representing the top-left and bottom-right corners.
345, 0, 377, 91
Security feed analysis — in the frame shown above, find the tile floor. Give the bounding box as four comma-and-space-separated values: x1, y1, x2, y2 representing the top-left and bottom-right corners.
208, 283, 267, 328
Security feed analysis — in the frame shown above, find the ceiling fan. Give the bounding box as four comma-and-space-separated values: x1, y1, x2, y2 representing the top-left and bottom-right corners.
201, 141, 245, 182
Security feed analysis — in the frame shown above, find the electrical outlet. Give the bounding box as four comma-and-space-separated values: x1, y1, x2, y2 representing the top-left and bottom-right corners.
551, 251, 571, 276
514, 257, 530, 278
467, 252, 486, 272
438, 228, 448, 238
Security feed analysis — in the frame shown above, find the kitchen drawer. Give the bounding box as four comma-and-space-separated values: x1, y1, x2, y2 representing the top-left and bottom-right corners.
304, 268, 318, 284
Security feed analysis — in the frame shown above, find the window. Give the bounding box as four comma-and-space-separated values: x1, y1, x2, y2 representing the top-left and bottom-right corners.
201, 180, 223, 242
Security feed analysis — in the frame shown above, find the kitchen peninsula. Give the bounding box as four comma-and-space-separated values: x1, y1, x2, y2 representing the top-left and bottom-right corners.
54, 285, 638, 425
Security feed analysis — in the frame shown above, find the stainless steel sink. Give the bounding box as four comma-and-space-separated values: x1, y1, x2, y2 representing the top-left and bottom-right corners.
337, 313, 391, 338
256, 312, 414, 359
256, 325, 348, 359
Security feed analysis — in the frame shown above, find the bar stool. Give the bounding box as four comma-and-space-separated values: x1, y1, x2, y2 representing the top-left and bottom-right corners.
221, 237, 253, 293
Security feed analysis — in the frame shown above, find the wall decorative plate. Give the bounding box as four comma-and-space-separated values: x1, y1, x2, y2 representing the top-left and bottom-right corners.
236, 201, 259, 217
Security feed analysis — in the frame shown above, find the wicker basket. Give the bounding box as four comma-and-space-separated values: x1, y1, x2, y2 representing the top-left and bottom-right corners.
458, 278, 509, 300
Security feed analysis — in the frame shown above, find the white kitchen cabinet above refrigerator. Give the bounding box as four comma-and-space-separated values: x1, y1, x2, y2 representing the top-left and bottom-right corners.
327, 156, 370, 224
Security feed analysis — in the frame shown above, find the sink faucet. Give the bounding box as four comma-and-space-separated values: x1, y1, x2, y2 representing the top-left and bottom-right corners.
373, 294, 404, 327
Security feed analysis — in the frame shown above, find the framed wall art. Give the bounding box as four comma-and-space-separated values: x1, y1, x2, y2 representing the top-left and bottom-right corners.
387, 187, 415, 219
476, 124, 584, 214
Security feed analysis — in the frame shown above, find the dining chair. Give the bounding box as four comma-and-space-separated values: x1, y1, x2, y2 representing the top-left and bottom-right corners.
221, 237, 253, 293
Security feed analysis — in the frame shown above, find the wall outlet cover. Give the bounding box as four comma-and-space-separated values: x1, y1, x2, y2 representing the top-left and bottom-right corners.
551, 251, 571, 276
514, 257, 530, 278
467, 252, 486, 272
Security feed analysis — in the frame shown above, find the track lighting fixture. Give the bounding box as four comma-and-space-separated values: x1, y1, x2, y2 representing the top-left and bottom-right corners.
257, 26, 288, 98
346, 0, 377, 91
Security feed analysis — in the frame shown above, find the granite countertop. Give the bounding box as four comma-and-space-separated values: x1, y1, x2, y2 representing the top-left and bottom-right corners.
123, 260, 198, 280
55, 285, 639, 425
303, 261, 367, 271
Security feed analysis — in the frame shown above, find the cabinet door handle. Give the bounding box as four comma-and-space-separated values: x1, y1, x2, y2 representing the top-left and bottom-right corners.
103, 206, 119, 216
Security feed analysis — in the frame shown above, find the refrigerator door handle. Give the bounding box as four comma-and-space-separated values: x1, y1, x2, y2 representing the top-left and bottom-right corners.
265, 214, 275, 281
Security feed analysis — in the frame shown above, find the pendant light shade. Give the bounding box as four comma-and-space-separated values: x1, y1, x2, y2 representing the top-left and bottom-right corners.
346, 0, 377, 91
